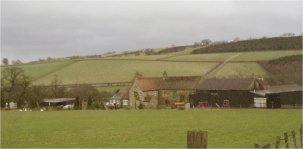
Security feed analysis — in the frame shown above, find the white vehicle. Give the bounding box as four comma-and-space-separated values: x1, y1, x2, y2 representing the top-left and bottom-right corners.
63, 104, 74, 110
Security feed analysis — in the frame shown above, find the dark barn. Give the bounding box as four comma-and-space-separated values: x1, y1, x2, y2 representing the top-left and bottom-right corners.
41, 98, 75, 107
252, 84, 302, 108
190, 78, 265, 108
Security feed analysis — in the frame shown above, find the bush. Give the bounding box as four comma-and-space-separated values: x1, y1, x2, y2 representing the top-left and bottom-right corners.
138, 103, 144, 109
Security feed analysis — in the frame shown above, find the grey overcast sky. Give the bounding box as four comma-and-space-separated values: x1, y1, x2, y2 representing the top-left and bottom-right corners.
1, 0, 302, 62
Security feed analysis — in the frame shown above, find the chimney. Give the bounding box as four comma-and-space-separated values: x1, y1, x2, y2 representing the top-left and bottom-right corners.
162, 71, 168, 80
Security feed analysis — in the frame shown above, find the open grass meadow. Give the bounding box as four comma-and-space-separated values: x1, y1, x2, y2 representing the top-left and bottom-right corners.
165, 50, 301, 62
1, 61, 75, 81
1, 109, 302, 148
32, 60, 217, 85
213, 62, 268, 78
1, 50, 300, 86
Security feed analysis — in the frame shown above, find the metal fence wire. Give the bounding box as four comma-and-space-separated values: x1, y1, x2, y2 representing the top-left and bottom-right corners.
256, 125, 302, 149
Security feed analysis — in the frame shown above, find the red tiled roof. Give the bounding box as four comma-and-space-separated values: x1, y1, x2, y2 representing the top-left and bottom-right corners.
135, 77, 262, 91
135, 76, 201, 91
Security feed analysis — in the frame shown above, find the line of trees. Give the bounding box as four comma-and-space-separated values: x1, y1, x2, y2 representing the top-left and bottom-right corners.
0, 67, 113, 109
192, 36, 302, 54
2, 58, 23, 65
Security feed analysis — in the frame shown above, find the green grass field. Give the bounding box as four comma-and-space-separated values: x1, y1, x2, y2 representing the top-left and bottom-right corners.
232, 50, 302, 61
1, 109, 301, 148
213, 62, 268, 78
165, 50, 301, 62
1, 50, 300, 86
1, 61, 75, 81
32, 60, 217, 85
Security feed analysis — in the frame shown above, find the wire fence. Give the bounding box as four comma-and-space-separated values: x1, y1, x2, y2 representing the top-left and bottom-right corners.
255, 124, 302, 149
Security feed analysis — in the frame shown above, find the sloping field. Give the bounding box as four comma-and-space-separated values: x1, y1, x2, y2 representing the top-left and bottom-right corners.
165, 50, 301, 62
165, 52, 237, 62
102, 54, 174, 60
1, 61, 75, 81
232, 50, 302, 61
2, 109, 301, 148
33, 60, 217, 85
213, 62, 268, 78
102, 47, 199, 61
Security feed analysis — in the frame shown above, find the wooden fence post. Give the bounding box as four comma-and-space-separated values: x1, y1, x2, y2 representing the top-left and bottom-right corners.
284, 132, 289, 149
187, 131, 195, 149
291, 130, 297, 148
201, 131, 207, 148
187, 130, 207, 149
275, 136, 281, 149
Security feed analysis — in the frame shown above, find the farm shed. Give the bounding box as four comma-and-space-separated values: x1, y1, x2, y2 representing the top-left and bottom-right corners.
41, 98, 75, 107
191, 78, 264, 108
251, 84, 302, 108
129, 75, 201, 109
110, 88, 130, 108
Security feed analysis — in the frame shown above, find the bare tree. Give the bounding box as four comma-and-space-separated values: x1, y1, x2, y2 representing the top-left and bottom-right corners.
201, 39, 212, 45
1, 67, 30, 109
27, 86, 49, 108
2, 58, 9, 65
48, 75, 67, 98
281, 33, 295, 37
12, 59, 22, 65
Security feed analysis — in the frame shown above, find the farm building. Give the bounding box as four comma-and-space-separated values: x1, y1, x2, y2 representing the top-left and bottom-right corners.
251, 84, 302, 108
129, 73, 267, 109
129, 75, 201, 109
128, 73, 301, 109
41, 98, 75, 107
192, 78, 265, 108
109, 88, 130, 108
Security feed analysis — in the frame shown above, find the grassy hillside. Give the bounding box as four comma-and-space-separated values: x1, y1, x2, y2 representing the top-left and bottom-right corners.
213, 62, 268, 78
2, 110, 301, 148
32, 60, 217, 85
259, 54, 302, 85
103, 47, 199, 60
2, 35, 301, 87
1, 61, 75, 81
192, 36, 302, 54
2, 50, 300, 87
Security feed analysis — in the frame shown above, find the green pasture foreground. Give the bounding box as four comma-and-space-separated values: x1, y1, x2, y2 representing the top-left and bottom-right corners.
1, 109, 302, 148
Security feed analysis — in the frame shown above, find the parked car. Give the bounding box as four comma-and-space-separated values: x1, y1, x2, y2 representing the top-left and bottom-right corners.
63, 104, 74, 110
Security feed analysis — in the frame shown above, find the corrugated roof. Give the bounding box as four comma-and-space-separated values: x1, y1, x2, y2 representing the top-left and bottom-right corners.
112, 88, 130, 100
251, 84, 302, 96
195, 78, 259, 90
42, 98, 75, 103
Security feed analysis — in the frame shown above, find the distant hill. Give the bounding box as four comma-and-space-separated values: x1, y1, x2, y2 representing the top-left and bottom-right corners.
1, 35, 302, 92
259, 54, 302, 85
156, 46, 189, 54
192, 36, 302, 54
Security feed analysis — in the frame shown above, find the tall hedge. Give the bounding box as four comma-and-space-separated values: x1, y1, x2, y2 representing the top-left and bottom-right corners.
192, 36, 302, 54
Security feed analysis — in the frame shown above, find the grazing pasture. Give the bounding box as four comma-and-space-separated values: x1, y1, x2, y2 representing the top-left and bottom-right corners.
3, 50, 300, 86
213, 62, 268, 77
1, 61, 75, 81
33, 60, 217, 85
165, 50, 301, 62
231, 50, 302, 61
1, 109, 301, 148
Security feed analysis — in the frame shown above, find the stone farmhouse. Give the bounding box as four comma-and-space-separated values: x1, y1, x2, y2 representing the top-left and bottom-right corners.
127, 73, 302, 109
